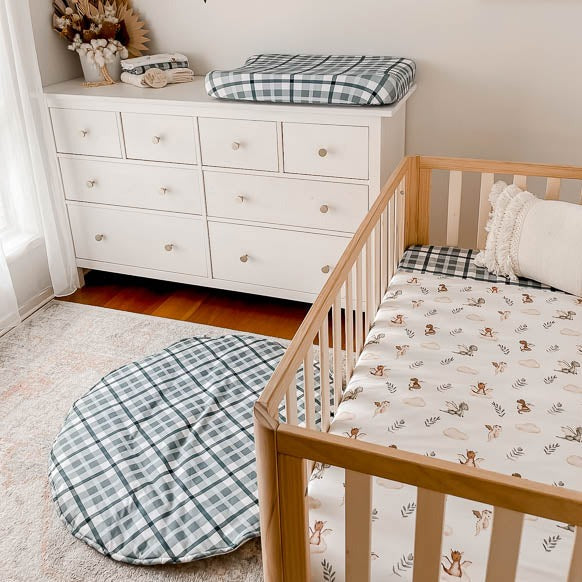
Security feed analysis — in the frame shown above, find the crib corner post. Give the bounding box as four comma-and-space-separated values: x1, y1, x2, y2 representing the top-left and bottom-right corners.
405, 155, 430, 247
254, 401, 284, 582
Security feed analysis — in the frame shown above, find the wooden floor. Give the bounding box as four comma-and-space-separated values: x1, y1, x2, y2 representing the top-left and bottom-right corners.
58, 270, 311, 340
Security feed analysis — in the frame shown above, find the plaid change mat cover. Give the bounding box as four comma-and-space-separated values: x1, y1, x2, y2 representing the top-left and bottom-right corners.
49, 334, 321, 565
205, 54, 416, 106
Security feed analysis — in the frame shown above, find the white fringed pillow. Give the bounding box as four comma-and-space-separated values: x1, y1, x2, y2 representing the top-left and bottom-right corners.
475, 181, 582, 296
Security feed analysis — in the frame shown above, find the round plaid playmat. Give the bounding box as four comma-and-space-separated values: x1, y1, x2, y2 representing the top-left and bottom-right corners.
49, 335, 299, 565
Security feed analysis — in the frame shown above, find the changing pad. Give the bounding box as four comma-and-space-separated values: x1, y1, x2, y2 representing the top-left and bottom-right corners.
49, 334, 319, 565
205, 54, 416, 106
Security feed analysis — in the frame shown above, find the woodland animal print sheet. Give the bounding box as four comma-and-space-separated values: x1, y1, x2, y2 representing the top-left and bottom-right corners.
308, 254, 582, 582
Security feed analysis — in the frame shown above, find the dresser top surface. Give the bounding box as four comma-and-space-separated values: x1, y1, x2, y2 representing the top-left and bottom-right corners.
44, 76, 415, 118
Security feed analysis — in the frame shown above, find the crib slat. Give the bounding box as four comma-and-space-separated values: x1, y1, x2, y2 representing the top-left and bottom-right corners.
303, 345, 315, 430
345, 270, 354, 381
381, 207, 388, 294
446, 170, 463, 247
332, 294, 342, 411
397, 184, 406, 260
485, 507, 524, 582
319, 319, 331, 432
374, 225, 381, 309
568, 527, 582, 582
388, 196, 396, 279
285, 378, 299, 425
345, 470, 372, 582
513, 174, 527, 189
545, 177, 561, 200
365, 237, 373, 332
413, 489, 446, 582
355, 254, 364, 357
278, 453, 309, 581
477, 172, 495, 249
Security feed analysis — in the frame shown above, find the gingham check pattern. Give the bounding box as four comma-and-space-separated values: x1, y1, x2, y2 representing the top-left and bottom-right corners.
205, 54, 416, 106
49, 334, 322, 565
399, 245, 550, 289
121, 60, 189, 76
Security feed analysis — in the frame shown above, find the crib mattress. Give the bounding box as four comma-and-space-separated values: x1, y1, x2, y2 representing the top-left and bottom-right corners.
205, 54, 416, 106
308, 246, 582, 582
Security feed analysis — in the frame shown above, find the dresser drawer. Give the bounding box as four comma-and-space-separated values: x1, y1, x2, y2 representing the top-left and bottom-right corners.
60, 159, 202, 214
121, 113, 197, 164
68, 205, 207, 276
205, 172, 368, 232
209, 221, 349, 294
199, 118, 278, 171
51, 108, 122, 158
282, 123, 369, 179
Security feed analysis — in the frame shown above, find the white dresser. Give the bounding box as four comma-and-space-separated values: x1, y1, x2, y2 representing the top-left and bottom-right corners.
44, 77, 413, 302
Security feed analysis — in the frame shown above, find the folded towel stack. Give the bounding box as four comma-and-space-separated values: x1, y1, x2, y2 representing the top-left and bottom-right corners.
121, 53, 194, 88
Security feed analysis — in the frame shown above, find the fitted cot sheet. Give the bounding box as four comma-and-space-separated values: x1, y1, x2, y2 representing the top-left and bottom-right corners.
308, 246, 582, 582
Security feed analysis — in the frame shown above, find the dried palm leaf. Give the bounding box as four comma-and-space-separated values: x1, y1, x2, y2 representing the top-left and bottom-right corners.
117, 3, 149, 57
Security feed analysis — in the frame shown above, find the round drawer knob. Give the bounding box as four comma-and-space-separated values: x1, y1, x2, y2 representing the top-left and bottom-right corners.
80, 129, 88, 138
164, 243, 174, 252
231, 141, 241, 151
240, 254, 249, 263
152, 136, 161, 145
235, 195, 245, 204
160, 187, 168, 196
94, 234, 104, 242
318, 148, 328, 158
319, 204, 329, 214
86, 179, 96, 189
321, 265, 331, 274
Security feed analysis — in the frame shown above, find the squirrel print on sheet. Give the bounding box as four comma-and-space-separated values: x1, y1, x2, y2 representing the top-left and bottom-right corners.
471, 382, 492, 397
555, 360, 580, 375
342, 386, 363, 401
309, 520, 332, 553
391, 314, 406, 326
442, 550, 472, 578
425, 324, 437, 336
491, 361, 507, 374
370, 365, 388, 377
373, 401, 390, 417
395, 345, 410, 358
519, 340, 534, 352
485, 424, 502, 441
458, 450, 483, 468
344, 427, 366, 439
498, 310, 511, 321
408, 378, 422, 390
522, 293, 534, 304
473, 509, 493, 535
516, 399, 532, 414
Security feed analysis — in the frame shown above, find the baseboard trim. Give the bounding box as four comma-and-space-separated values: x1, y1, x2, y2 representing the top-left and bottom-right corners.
18, 287, 55, 320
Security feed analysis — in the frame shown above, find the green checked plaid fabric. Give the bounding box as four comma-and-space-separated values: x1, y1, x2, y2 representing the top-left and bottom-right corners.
399, 246, 550, 289
205, 54, 416, 106
49, 334, 322, 565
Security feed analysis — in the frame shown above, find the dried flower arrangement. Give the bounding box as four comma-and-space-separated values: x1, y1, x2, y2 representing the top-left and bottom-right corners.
53, 0, 150, 87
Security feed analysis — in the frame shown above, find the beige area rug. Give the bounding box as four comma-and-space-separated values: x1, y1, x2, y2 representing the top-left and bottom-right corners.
0, 301, 264, 582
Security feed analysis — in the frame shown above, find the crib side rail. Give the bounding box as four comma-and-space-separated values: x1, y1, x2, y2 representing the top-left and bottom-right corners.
277, 424, 582, 582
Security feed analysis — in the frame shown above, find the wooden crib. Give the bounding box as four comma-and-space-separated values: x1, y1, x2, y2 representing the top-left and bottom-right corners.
253, 156, 582, 582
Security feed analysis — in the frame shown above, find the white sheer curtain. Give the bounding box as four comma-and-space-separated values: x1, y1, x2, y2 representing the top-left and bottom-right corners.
0, 0, 79, 332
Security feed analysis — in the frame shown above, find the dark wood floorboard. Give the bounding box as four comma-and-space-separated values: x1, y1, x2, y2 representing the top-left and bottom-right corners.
58, 270, 311, 340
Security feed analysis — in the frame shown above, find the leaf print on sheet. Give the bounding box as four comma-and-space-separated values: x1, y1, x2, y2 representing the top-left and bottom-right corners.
385, 381, 397, 393
321, 559, 336, 582
492, 401, 506, 418
424, 416, 441, 427
387, 419, 406, 433
544, 443, 560, 455
547, 402, 564, 414
544, 320, 556, 329
506, 447, 525, 461
441, 356, 454, 366
512, 378, 527, 389
392, 553, 414, 577
542, 535, 561, 552
498, 344, 511, 355
400, 502, 416, 518
437, 383, 452, 393
545, 375, 558, 385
